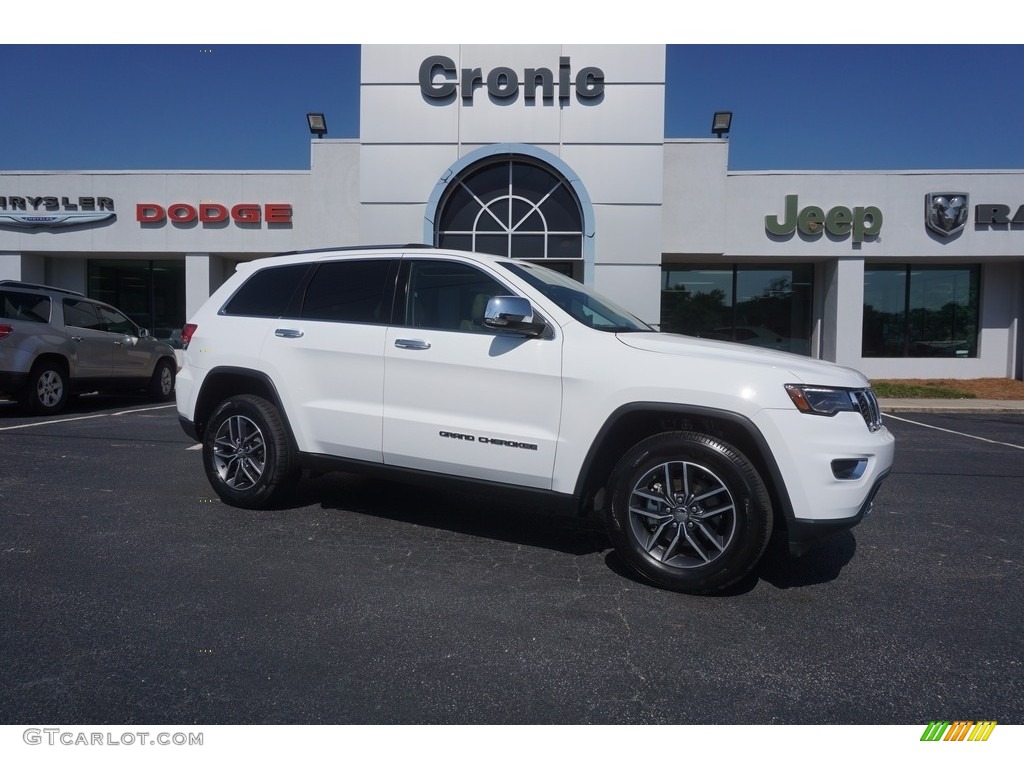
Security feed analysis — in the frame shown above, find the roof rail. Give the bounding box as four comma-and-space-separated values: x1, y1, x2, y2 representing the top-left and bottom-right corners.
0, 280, 84, 297
272, 243, 438, 257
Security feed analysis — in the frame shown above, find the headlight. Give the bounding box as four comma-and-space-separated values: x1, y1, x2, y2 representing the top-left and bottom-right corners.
784, 384, 857, 416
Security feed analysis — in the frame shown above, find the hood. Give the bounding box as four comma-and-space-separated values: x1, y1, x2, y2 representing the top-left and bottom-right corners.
616, 332, 871, 387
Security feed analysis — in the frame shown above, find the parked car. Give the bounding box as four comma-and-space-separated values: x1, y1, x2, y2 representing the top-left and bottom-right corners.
176, 246, 894, 594
0, 280, 178, 414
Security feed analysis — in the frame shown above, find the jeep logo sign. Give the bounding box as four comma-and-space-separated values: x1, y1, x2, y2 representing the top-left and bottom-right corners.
765, 194, 883, 244
419, 55, 604, 104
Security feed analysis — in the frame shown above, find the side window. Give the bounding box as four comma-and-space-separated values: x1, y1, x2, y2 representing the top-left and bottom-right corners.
63, 299, 103, 330
96, 305, 137, 335
1, 290, 50, 323
222, 263, 310, 318
403, 260, 510, 333
300, 259, 396, 324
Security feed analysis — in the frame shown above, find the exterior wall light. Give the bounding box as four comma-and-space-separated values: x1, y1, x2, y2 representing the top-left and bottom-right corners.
307, 113, 328, 139
711, 111, 732, 138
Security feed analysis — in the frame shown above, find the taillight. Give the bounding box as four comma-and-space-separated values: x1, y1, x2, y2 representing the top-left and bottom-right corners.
0, 324, 13, 340
181, 323, 197, 347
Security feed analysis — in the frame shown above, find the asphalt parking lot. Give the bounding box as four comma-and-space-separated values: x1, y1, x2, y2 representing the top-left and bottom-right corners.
0, 396, 1021, 726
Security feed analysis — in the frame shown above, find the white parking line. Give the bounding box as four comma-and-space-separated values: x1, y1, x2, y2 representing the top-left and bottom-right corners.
0, 403, 176, 432
884, 413, 1024, 451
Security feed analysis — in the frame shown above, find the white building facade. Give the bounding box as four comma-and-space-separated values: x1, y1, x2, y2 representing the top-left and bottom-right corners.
2, 44, 1021, 379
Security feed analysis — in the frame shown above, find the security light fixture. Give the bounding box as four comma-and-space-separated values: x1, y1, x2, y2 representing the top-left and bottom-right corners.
307, 113, 327, 139
711, 111, 732, 138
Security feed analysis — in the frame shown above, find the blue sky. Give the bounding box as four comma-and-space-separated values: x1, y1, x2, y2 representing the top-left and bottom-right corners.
3, 9, 1021, 173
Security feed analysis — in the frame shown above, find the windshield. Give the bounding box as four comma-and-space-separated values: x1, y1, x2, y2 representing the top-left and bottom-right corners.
500, 261, 651, 332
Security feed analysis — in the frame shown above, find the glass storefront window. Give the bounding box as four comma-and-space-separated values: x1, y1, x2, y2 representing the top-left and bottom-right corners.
87, 259, 185, 347
863, 264, 979, 357
660, 264, 814, 356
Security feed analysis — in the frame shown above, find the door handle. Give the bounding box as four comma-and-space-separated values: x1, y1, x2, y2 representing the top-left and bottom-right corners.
275, 328, 304, 338
71, 336, 83, 343
394, 338, 431, 350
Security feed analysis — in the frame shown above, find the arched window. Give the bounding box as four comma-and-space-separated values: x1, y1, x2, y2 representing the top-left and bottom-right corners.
435, 158, 584, 266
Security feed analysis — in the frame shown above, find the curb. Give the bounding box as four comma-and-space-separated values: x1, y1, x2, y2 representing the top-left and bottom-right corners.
879, 399, 1024, 414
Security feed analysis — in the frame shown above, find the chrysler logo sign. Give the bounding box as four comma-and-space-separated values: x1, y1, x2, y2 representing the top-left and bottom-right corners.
925, 192, 969, 237
0, 196, 116, 229
0, 212, 115, 229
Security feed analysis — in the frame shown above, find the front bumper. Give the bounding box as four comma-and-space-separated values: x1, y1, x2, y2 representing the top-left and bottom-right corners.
753, 406, 896, 552
785, 468, 890, 555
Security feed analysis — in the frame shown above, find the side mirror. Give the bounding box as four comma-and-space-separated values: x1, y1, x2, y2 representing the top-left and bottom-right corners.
139, 328, 151, 338
483, 296, 547, 337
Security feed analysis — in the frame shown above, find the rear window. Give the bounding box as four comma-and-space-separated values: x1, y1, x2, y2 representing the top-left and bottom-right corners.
221, 264, 310, 318
1, 290, 51, 323
300, 259, 396, 324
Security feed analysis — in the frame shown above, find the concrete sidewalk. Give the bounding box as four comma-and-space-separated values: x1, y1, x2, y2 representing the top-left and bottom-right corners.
879, 398, 1024, 413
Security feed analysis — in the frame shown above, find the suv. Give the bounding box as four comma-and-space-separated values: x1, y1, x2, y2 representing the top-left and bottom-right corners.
0, 281, 178, 414
176, 246, 894, 593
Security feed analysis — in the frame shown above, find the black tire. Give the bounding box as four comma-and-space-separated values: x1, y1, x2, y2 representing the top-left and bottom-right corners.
606, 431, 772, 594
19, 359, 70, 415
202, 395, 299, 509
148, 358, 176, 401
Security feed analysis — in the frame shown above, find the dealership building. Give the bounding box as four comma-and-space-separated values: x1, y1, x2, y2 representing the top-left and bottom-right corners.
2, 44, 1022, 380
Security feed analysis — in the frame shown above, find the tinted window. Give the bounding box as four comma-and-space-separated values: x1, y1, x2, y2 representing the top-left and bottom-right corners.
63, 299, 103, 330
300, 259, 395, 324
404, 260, 509, 333
862, 264, 979, 357
502, 261, 648, 332
660, 264, 813, 355
96, 305, 137, 335
1, 290, 50, 323
222, 264, 310, 318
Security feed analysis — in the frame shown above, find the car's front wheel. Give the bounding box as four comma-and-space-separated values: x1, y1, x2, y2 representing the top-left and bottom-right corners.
203, 395, 299, 509
19, 359, 70, 415
606, 431, 772, 594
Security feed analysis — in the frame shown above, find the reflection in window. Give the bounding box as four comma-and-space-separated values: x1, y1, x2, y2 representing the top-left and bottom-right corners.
660, 265, 813, 356
88, 259, 186, 346
301, 260, 395, 325
435, 158, 584, 266
863, 265, 979, 357
404, 260, 509, 333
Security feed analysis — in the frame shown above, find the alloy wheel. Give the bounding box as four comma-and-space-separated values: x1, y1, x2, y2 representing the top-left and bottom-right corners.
627, 460, 738, 570
212, 415, 267, 490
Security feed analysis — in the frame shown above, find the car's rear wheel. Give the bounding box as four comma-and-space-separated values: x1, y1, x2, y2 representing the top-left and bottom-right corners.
19, 359, 70, 415
606, 431, 772, 594
148, 359, 176, 401
203, 395, 299, 509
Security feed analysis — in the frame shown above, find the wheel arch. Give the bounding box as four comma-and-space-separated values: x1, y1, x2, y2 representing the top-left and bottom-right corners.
192, 367, 294, 447
25, 353, 70, 389
573, 402, 795, 529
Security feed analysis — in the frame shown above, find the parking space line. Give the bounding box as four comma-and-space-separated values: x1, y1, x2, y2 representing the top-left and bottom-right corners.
0, 403, 176, 432
884, 413, 1024, 451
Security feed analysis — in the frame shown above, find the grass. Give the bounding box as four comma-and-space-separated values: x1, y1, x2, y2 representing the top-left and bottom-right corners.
871, 381, 976, 399
870, 378, 1024, 400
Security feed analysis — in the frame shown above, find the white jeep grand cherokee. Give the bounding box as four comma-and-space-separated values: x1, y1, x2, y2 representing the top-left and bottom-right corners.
176, 246, 894, 593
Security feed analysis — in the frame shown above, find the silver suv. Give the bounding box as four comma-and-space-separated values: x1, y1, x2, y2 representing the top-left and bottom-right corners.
0, 280, 178, 414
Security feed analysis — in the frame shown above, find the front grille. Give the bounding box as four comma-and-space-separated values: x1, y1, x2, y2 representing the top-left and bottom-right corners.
851, 388, 883, 432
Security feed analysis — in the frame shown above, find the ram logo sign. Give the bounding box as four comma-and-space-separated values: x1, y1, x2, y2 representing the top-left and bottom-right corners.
925, 192, 970, 237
